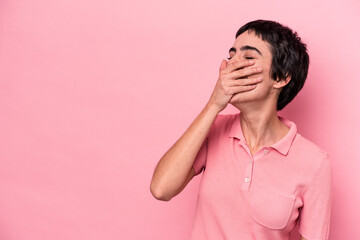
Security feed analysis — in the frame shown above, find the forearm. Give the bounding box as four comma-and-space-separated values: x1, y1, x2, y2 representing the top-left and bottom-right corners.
150, 102, 219, 200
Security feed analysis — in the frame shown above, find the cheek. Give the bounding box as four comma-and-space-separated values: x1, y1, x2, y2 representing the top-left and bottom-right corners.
260, 66, 273, 82
262, 60, 273, 78
257, 67, 275, 89
253, 61, 270, 76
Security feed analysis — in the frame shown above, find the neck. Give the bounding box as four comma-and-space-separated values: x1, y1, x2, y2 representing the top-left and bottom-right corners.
236, 100, 289, 155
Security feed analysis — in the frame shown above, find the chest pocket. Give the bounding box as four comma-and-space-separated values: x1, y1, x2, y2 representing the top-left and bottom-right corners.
250, 183, 296, 230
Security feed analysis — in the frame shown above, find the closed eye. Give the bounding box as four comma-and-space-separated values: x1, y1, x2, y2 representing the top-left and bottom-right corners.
227, 57, 254, 60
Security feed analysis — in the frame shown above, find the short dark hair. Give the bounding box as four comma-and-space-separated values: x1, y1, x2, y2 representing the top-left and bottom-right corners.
236, 20, 309, 111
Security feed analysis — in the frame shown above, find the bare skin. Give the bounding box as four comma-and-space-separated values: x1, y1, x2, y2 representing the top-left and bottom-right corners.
227, 31, 292, 156
228, 32, 308, 240
150, 30, 310, 240
150, 55, 262, 201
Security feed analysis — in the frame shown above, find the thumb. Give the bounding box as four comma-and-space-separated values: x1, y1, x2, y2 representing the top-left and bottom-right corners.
219, 59, 228, 71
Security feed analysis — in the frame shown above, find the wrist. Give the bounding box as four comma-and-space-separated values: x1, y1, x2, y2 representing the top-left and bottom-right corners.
205, 101, 222, 115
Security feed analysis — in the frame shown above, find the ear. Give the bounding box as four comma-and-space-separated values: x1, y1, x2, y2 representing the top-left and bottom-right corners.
273, 75, 291, 89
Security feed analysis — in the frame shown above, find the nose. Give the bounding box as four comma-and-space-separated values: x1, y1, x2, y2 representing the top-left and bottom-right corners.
228, 53, 245, 63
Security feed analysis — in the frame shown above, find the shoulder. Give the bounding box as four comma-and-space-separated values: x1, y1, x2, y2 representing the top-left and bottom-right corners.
293, 133, 329, 160
214, 112, 236, 123
291, 133, 331, 180
210, 113, 238, 134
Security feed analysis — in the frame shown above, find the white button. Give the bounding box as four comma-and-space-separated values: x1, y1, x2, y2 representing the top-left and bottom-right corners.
244, 177, 250, 183
264, 149, 269, 154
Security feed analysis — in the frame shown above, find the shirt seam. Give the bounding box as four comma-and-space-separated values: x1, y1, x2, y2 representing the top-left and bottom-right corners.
300, 152, 329, 196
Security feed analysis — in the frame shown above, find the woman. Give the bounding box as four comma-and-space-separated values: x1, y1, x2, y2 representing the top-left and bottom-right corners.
150, 20, 332, 240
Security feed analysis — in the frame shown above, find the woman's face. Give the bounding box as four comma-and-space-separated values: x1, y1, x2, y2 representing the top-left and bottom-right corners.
227, 30, 279, 108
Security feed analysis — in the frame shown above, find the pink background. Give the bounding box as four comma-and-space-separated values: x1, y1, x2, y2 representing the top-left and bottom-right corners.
0, 0, 359, 239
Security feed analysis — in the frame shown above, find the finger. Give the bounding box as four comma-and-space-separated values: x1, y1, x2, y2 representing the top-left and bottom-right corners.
229, 84, 258, 103
229, 66, 263, 79
229, 84, 258, 95
230, 76, 263, 86
219, 59, 228, 72
225, 60, 255, 73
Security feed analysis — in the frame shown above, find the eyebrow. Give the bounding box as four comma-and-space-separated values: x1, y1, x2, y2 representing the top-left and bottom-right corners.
229, 45, 262, 56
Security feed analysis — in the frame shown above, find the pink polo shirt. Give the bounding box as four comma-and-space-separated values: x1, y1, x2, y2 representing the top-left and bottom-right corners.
191, 112, 332, 240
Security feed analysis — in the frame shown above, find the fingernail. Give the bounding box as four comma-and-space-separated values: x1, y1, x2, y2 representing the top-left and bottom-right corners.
256, 67, 262, 71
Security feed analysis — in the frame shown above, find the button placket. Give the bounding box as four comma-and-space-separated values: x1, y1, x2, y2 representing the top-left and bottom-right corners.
236, 138, 254, 191
242, 159, 254, 191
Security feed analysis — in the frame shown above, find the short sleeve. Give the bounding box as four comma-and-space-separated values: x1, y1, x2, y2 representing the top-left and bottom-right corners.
298, 153, 333, 240
192, 137, 208, 176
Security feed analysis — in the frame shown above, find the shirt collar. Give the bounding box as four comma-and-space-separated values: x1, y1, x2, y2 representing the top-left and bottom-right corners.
228, 112, 298, 156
